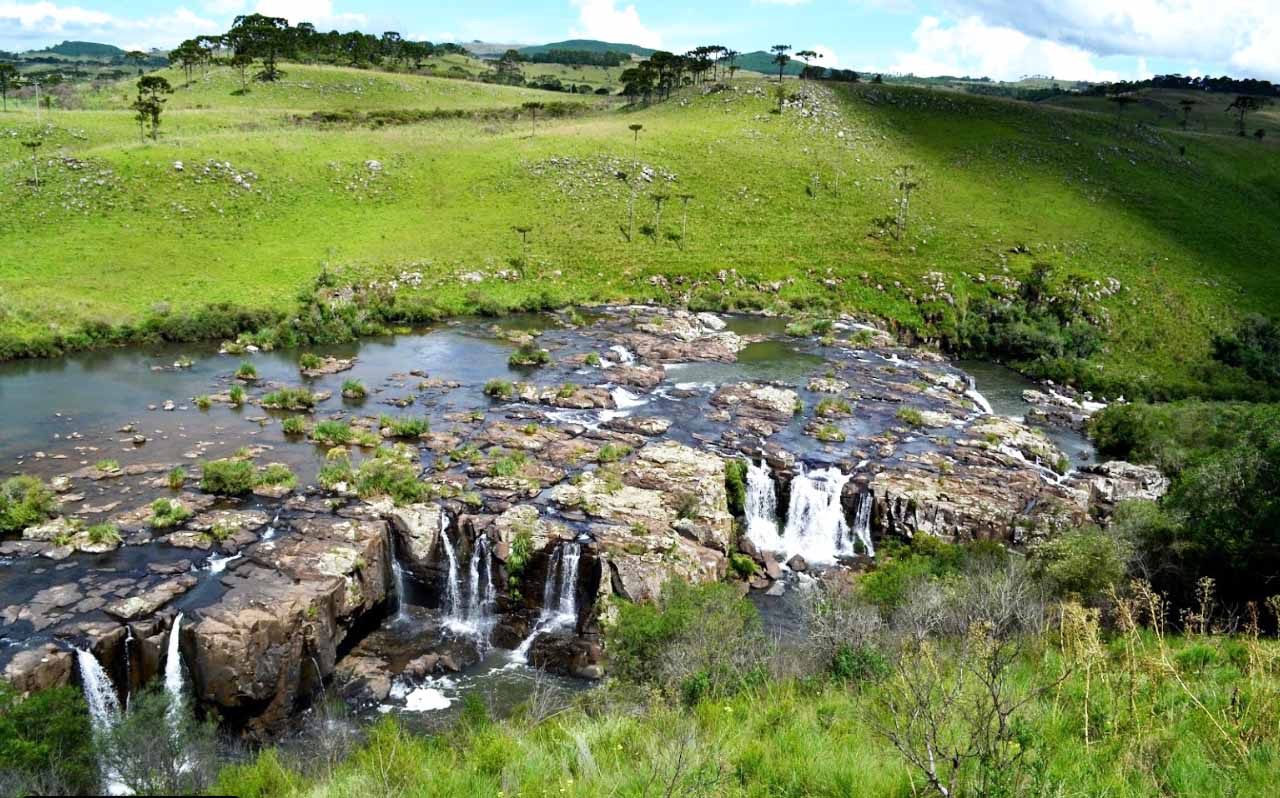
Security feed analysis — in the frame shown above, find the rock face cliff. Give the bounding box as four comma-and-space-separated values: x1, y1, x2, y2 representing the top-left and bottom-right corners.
186, 516, 392, 738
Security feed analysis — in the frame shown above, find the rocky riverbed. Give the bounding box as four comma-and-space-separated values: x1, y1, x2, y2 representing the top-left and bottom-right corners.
0, 307, 1165, 739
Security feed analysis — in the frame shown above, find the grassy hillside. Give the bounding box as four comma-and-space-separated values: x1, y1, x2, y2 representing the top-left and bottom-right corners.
1047, 88, 1280, 137
734, 51, 805, 76
518, 39, 654, 57
1, 66, 1278, 398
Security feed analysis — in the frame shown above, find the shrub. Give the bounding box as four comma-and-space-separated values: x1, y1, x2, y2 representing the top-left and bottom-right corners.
815, 424, 846, 443
299, 352, 323, 370
262, 387, 316, 410
312, 420, 355, 446
724, 459, 747, 517
584, 351, 601, 366
729, 552, 757, 579
85, 522, 122, 546
150, 498, 192, 529
0, 682, 97, 794
0, 476, 57, 535
195, 395, 212, 410
491, 450, 528, 477
1211, 313, 1280, 385
831, 643, 891, 684
382, 415, 430, 438
166, 467, 186, 490
96, 458, 120, 472
607, 581, 766, 699
255, 463, 297, 489
816, 398, 852, 417
597, 443, 631, 463
341, 379, 367, 399
557, 382, 578, 399
674, 491, 700, 520
509, 344, 550, 367
895, 407, 924, 427
235, 362, 257, 380
353, 447, 427, 505
318, 457, 355, 491
281, 415, 308, 436
228, 385, 245, 406
200, 458, 256, 495
483, 379, 515, 399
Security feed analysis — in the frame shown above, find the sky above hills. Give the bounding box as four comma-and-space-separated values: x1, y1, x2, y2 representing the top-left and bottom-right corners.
1, 0, 1277, 83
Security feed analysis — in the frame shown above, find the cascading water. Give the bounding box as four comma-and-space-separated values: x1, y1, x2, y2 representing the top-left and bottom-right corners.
512, 541, 582, 663
464, 535, 496, 636
778, 466, 853, 566
391, 557, 408, 623
744, 461, 780, 552
439, 514, 464, 623
965, 375, 994, 416
76, 648, 132, 795
849, 491, 875, 558
164, 613, 185, 716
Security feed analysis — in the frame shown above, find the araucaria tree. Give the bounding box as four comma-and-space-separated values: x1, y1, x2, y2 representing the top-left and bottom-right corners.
227, 14, 291, 82
1226, 95, 1270, 136
891, 164, 920, 241
0, 63, 16, 112
1178, 98, 1197, 129
20, 138, 41, 185
522, 101, 544, 136
131, 75, 174, 141
650, 193, 669, 241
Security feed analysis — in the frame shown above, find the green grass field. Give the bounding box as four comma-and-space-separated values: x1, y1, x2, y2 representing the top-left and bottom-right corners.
2, 64, 1278, 398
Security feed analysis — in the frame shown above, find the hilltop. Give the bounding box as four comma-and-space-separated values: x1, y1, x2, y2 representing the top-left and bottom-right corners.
0, 62, 1277, 400
517, 39, 655, 58
24, 40, 125, 58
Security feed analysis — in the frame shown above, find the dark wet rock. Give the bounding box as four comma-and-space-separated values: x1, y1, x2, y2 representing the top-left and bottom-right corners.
786, 555, 809, 573
604, 364, 665, 389
527, 632, 604, 679
603, 416, 672, 436
3, 643, 74, 694
104, 576, 198, 621
301, 357, 356, 378
148, 559, 194, 575
763, 552, 782, 580
186, 516, 392, 739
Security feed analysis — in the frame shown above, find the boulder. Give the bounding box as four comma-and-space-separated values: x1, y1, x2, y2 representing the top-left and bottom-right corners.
104, 576, 198, 622
3, 643, 74, 694
386, 503, 445, 581
186, 517, 391, 739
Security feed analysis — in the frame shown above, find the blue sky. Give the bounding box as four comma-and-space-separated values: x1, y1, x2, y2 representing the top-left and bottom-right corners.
1, 0, 1277, 82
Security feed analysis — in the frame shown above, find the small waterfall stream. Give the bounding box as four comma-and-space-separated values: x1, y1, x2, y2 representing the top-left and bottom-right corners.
512, 541, 582, 663
744, 461, 780, 552
76, 648, 132, 795
439, 514, 464, 623
464, 535, 496, 636
849, 491, 875, 557
965, 375, 994, 416
391, 557, 408, 624
164, 613, 185, 717
778, 466, 853, 566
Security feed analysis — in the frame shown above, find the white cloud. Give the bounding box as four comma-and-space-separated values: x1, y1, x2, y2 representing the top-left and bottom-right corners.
569, 0, 661, 48
0, 1, 221, 50
891, 15, 1122, 82
254, 0, 364, 29
948, 0, 1280, 80
202, 0, 245, 14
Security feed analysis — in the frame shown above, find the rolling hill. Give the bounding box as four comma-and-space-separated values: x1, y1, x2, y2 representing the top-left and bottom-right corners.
517, 39, 655, 58
26, 40, 125, 58
0, 64, 1277, 401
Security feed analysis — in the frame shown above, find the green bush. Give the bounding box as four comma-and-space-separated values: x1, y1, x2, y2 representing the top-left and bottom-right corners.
85, 523, 122, 546
255, 463, 297, 489
95, 458, 120, 472
483, 379, 515, 399
235, 361, 257, 380
729, 552, 758, 579
508, 344, 550, 367
150, 498, 192, 529
724, 459, 748, 518
281, 415, 307, 436
1028, 526, 1129, 605
299, 352, 323, 370
262, 387, 316, 410
318, 457, 355, 491
212, 749, 306, 798
195, 395, 213, 410
597, 443, 631, 463
831, 643, 891, 684
200, 458, 256, 495
381, 415, 430, 438
895, 407, 924, 427
859, 537, 1007, 611
0, 682, 97, 794
341, 379, 367, 399
1211, 314, 1280, 385
228, 385, 245, 406
352, 447, 427, 505
312, 420, 355, 446
0, 476, 57, 536
166, 467, 186, 490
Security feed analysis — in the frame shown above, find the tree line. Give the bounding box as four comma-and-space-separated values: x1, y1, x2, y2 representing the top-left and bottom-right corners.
520, 49, 632, 67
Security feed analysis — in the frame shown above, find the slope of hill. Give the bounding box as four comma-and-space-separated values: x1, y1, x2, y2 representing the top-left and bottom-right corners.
0, 67, 1277, 400
733, 50, 806, 76
27, 40, 124, 58
518, 39, 654, 57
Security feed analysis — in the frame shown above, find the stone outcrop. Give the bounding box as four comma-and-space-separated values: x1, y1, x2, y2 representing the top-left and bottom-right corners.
617, 310, 744, 363
186, 516, 392, 738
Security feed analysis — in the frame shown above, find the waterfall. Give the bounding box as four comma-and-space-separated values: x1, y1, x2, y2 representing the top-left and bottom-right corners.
391, 557, 408, 623
744, 461, 780, 552
164, 613, 185, 716
848, 491, 875, 558
778, 466, 852, 566
965, 375, 994, 416
439, 514, 463, 622
121, 626, 134, 708
76, 648, 132, 796
464, 535, 496, 635
512, 541, 582, 663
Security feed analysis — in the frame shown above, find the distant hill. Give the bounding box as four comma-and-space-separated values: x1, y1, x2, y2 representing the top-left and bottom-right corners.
27, 40, 124, 58
518, 39, 654, 58
733, 50, 805, 77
